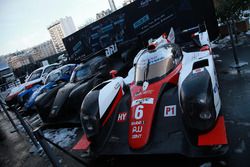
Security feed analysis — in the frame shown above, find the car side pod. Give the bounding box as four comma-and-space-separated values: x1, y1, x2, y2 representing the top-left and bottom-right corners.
180, 68, 217, 132
80, 77, 124, 140
80, 90, 101, 140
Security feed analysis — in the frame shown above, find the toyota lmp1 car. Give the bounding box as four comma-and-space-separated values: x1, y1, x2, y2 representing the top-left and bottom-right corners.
80, 29, 228, 158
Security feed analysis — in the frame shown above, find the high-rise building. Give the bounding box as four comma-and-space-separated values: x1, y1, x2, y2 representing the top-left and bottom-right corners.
108, 0, 117, 12
96, 9, 112, 20
48, 16, 77, 53
0, 57, 15, 91
123, 0, 135, 6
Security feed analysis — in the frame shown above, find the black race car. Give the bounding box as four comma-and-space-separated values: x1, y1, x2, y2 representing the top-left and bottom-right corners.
36, 56, 110, 123
80, 30, 228, 159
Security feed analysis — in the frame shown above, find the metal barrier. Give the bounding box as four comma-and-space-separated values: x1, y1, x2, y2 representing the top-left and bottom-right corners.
0, 99, 39, 148
33, 123, 89, 167
1, 98, 89, 166
0, 100, 19, 132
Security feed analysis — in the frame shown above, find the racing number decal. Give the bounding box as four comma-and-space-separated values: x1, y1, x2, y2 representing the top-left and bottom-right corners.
164, 105, 176, 117
135, 105, 144, 120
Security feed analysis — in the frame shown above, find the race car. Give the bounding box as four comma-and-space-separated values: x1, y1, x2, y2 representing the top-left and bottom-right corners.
80, 28, 228, 158
23, 64, 76, 116
36, 56, 110, 123
17, 64, 59, 106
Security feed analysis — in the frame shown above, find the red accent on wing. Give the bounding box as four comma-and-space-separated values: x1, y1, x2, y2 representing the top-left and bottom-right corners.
200, 45, 210, 52
110, 70, 118, 78
128, 64, 182, 149
162, 33, 167, 39
198, 116, 228, 146
102, 87, 123, 126
72, 134, 91, 151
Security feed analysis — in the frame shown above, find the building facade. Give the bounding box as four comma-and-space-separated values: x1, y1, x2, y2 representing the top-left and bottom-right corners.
0, 57, 15, 91
108, 0, 117, 12
96, 9, 112, 20
7, 40, 56, 69
48, 16, 77, 53
7, 51, 31, 69
122, 0, 135, 6
36, 40, 57, 58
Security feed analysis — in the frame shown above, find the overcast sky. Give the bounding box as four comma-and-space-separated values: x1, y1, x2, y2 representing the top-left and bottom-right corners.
0, 0, 124, 56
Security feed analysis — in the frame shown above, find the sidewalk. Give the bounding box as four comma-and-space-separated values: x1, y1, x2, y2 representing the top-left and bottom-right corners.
213, 33, 250, 167
0, 112, 50, 167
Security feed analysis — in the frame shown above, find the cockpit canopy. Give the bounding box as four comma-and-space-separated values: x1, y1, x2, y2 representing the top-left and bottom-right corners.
70, 65, 91, 83
135, 44, 182, 84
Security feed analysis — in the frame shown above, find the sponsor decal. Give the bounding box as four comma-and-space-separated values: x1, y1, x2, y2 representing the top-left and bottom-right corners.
213, 82, 219, 93
131, 120, 145, 126
132, 134, 142, 139
131, 98, 154, 107
105, 43, 118, 57
133, 14, 150, 29
139, 0, 152, 8
164, 105, 176, 117
114, 82, 120, 89
193, 67, 204, 74
134, 91, 142, 97
143, 89, 154, 94
131, 123, 143, 139
142, 81, 149, 91
117, 112, 127, 122
134, 90, 154, 97
137, 55, 165, 67
132, 125, 143, 133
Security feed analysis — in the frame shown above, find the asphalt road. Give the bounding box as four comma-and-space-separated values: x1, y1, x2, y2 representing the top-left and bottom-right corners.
1, 34, 250, 167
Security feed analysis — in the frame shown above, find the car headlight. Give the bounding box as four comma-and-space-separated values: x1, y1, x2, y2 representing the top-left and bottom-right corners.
199, 110, 212, 120
80, 113, 99, 139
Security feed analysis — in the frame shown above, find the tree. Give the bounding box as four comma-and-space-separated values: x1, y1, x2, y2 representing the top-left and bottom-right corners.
215, 0, 250, 23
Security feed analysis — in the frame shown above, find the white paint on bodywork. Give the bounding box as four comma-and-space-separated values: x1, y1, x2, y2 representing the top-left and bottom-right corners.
179, 50, 221, 117
199, 30, 210, 46
124, 67, 135, 85
98, 77, 124, 118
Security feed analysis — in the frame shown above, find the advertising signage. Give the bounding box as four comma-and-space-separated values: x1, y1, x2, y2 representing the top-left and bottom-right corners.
63, 0, 218, 62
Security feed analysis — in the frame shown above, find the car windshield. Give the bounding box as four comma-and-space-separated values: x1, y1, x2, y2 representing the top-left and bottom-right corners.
70, 65, 91, 83
135, 46, 175, 83
44, 65, 58, 74
45, 71, 61, 84
27, 69, 43, 82
61, 65, 75, 75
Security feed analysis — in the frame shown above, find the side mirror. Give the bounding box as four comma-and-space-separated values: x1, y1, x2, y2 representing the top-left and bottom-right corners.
110, 70, 118, 78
